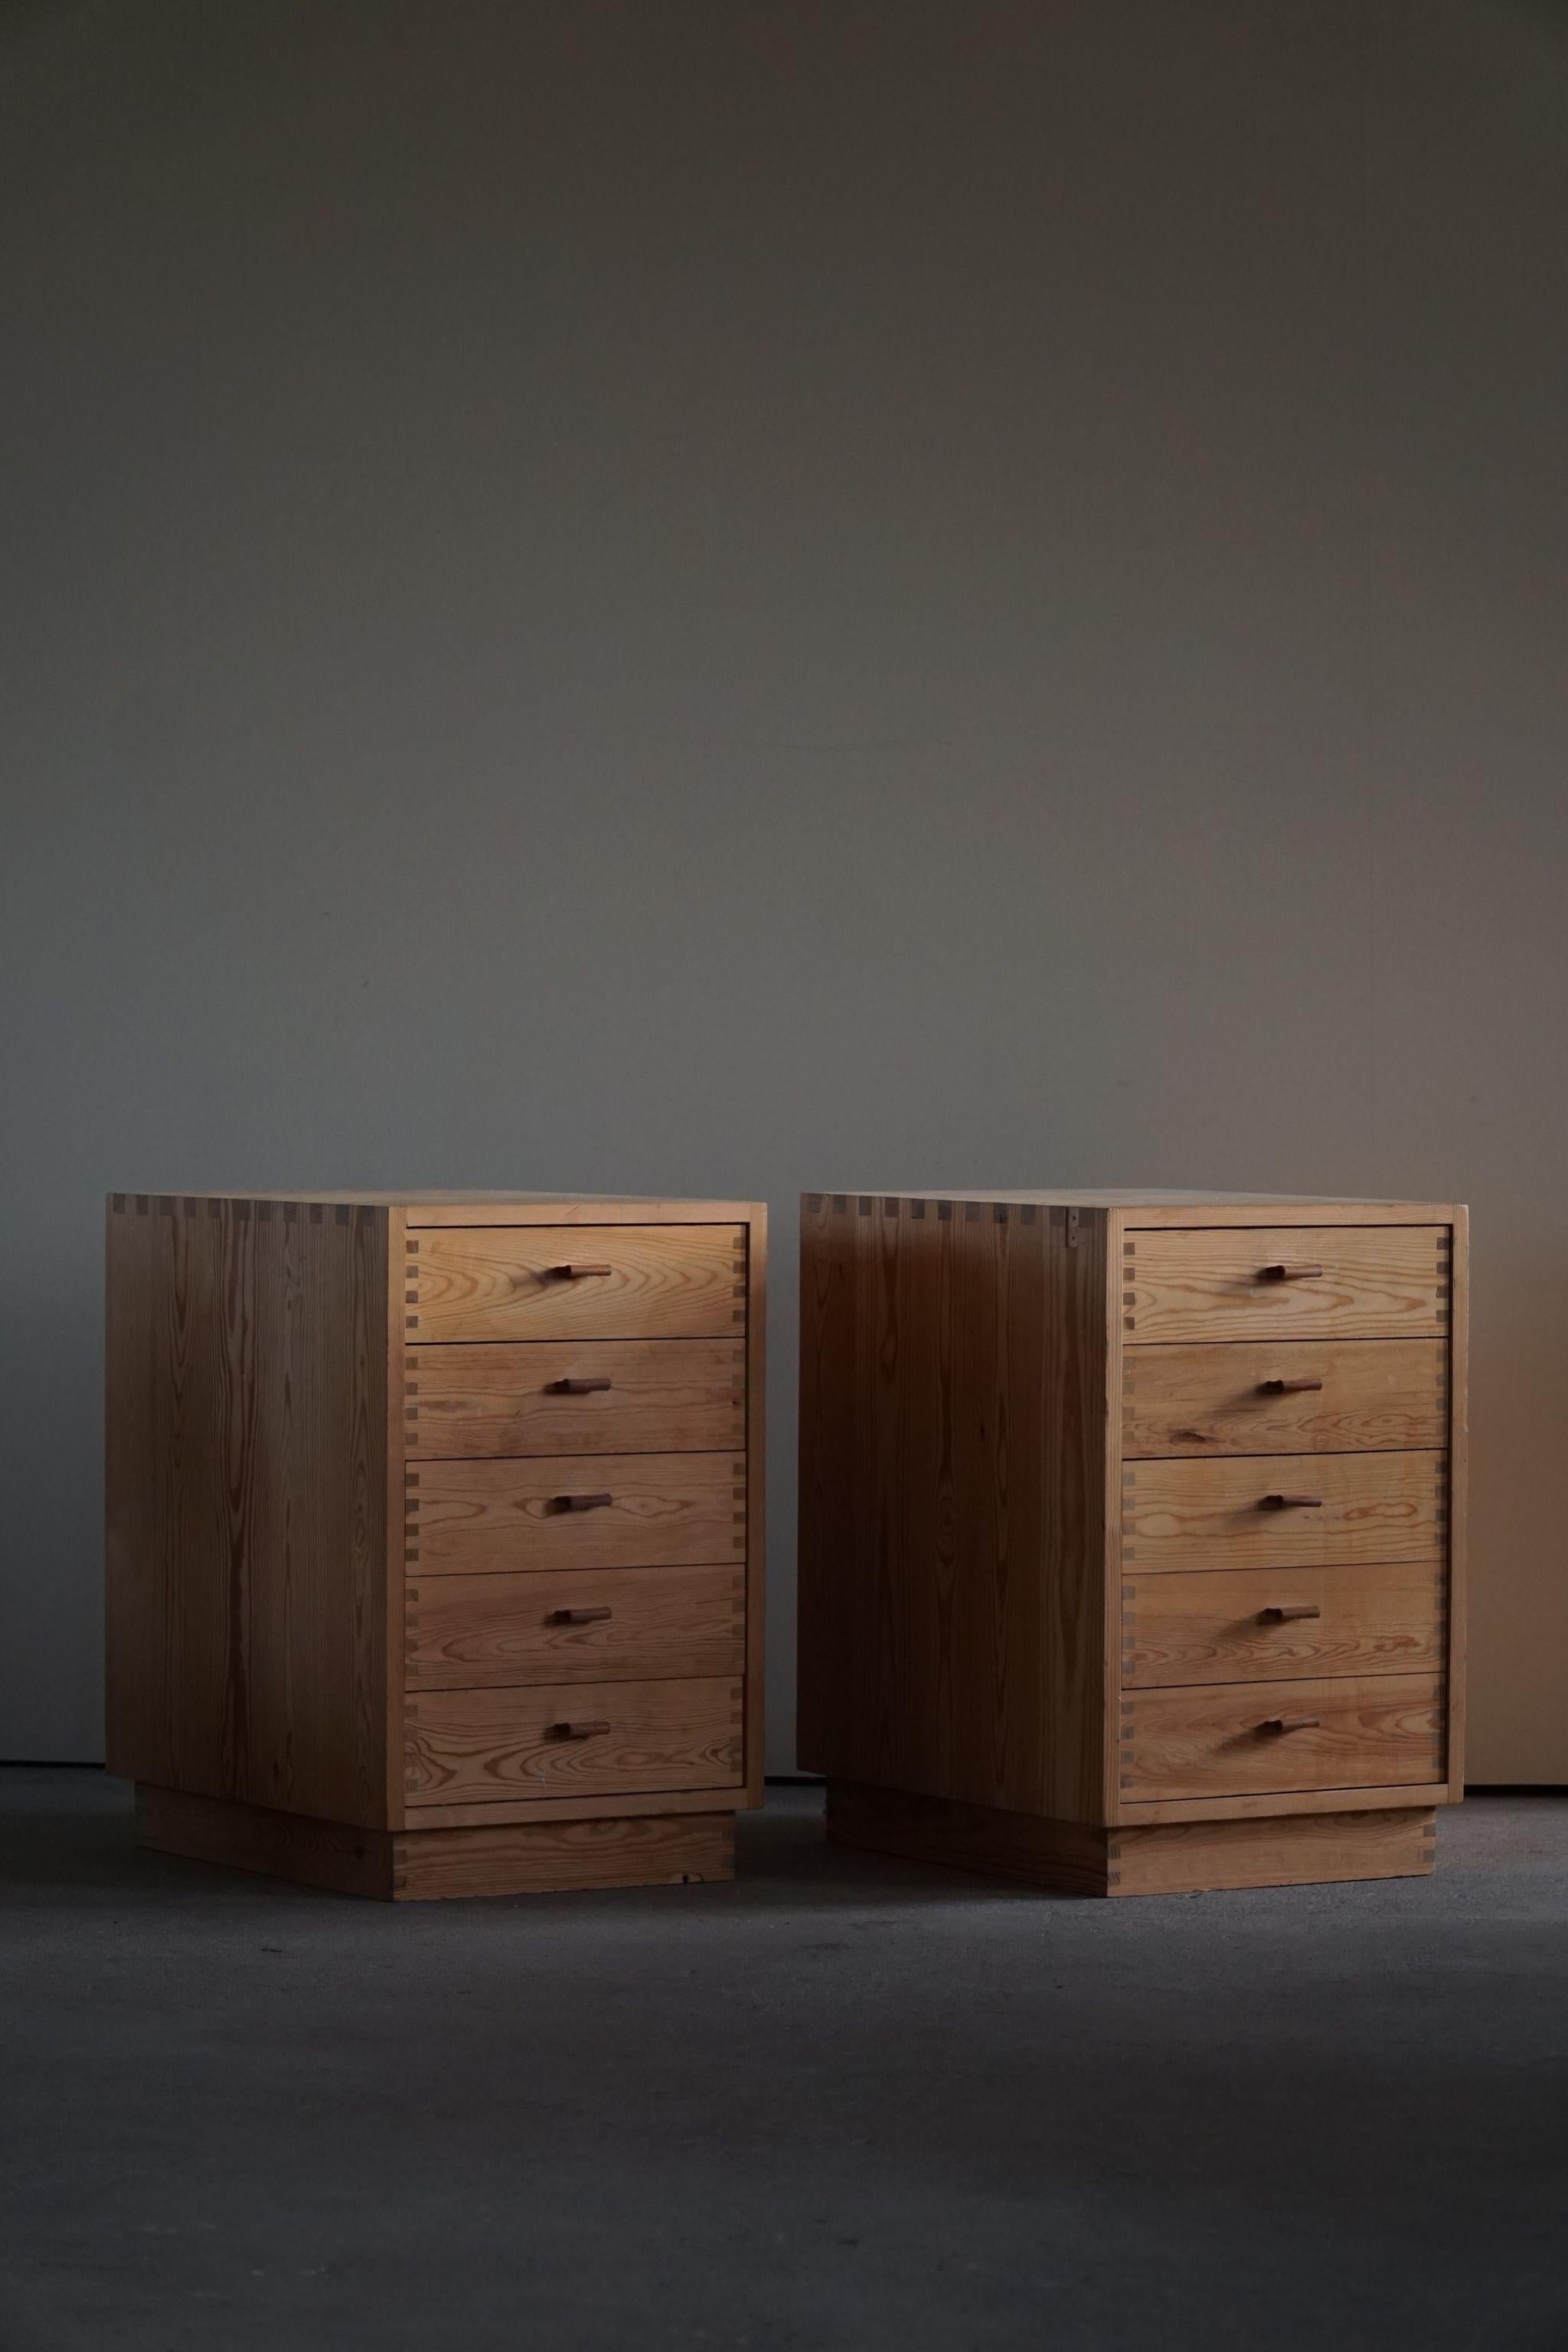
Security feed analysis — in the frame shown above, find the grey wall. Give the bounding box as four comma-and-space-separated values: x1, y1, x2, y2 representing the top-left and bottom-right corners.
4, 0, 1566, 1776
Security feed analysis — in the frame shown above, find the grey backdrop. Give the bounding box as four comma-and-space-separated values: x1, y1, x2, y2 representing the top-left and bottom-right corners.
4, 0, 1566, 1776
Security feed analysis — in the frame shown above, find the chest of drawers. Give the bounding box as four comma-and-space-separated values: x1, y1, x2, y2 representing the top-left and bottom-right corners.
799, 1191, 1465, 1896
106, 1193, 765, 1899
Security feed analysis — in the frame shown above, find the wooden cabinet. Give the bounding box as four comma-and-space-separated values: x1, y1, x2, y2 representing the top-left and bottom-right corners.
106, 1192, 765, 1900
799, 1191, 1465, 1897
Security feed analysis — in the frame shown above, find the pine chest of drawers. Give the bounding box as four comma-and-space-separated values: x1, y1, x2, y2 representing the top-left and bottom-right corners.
106, 1193, 765, 1900
799, 1192, 1465, 1896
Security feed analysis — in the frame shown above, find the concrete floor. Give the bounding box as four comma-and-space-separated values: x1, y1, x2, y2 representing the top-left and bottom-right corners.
2, 1775, 1566, 2351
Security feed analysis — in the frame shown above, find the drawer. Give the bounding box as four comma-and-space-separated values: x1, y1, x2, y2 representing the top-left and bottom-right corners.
404, 1452, 744, 1576
1122, 1563, 1445, 1687
1122, 1226, 1449, 1344
405, 1225, 745, 1343
1122, 1450, 1446, 1574
406, 1563, 745, 1688
1121, 1338, 1447, 1458
1119, 1673, 1444, 1802
405, 1338, 744, 1459
404, 1675, 743, 1805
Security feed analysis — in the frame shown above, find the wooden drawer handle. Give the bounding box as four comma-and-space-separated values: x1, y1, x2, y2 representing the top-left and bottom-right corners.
1260, 1713, 1321, 1733
546, 1377, 613, 1395
547, 1263, 614, 1279
546, 1606, 613, 1625
1259, 1492, 1323, 1510
1259, 1262, 1324, 1282
551, 1491, 613, 1513
548, 1719, 611, 1740
1259, 1376, 1325, 1394
1259, 1602, 1322, 1622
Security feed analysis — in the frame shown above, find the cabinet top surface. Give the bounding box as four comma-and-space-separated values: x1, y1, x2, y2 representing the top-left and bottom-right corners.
109, 1191, 763, 1217
805, 1188, 1463, 1215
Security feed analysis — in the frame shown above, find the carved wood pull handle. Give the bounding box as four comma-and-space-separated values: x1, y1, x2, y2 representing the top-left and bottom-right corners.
1260, 1713, 1321, 1733
546, 1377, 613, 1394
547, 1263, 614, 1279
547, 1606, 612, 1625
1259, 1376, 1325, 1394
1259, 1492, 1323, 1510
1259, 1263, 1324, 1282
551, 1491, 613, 1513
549, 1720, 611, 1740
1259, 1603, 1322, 1622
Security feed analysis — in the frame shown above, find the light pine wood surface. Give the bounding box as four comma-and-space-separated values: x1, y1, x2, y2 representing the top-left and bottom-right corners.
403, 1674, 744, 1805
1121, 1449, 1446, 1573
1119, 1671, 1445, 1802
136, 1784, 735, 1900
800, 1190, 1464, 1897
109, 1192, 764, 1898
1121, 1449, 1446, 1574
405, 1224, 746, 1342
1122, 1224, 1449, 1344
823, 1782, 1436, 1897
1122, 1560, 1445, 1686
405, 1563, 745, 1687
1121, 1338, 1447, 1456
404, 1452, 746, 1576
404, 1338, 745, 1459
106, 1196, 388, 1828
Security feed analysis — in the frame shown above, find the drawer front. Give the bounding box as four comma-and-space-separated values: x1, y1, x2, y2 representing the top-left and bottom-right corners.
1120, 1673, 1444, 1802
406, 1564, 745, 1689
1122, 1226, 1449, 1344
406, 1225, 745, 1343
405, 1675, 743, 1805
405, 1339, 744, 1459
1121, 1339, 1448, 1458
1122, 1450, 1446, 1573
404, 1453, 745, 1576
1122, 1563, 1445, 1687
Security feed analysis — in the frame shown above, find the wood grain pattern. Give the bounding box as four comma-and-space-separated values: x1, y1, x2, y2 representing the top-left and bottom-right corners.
106, 1195, 388, 1828
1123, 1226, 1449, 1343
1119, 1672, 1444, 1801
136, 1782, 394, 1897
824, 1780, 1436, 1895
403, 1338, 743, 1458
798, 1195, 1089, 1816
1122, 1449, 1446, 1573
799, 1190, 1462, 1894
1109, 1805, 1436, 1895
825, 1780, 1110, 1895
406, 1225, 744, 1342
1122, 1561, 1444, 1686
405, 1452, 744, 1576
393, 1810, 734, 1899
1121, 1338, 1447, 1457
404, 1675, 743, 1805
405, 1563, 744, 1687
135, 1782, 733, 1899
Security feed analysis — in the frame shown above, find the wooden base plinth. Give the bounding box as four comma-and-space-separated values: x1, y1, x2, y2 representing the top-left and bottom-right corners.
825, 1781, 1438, 1897
136, 1786, 736, 1902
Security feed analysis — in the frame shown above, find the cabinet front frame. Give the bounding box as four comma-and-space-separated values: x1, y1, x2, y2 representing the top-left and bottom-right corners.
1102, 1204, 1465, 1828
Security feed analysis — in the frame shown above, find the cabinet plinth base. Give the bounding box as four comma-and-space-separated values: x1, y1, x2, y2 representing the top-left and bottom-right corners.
135, 1785, 736, 1901
825, 1781, 1438, 1897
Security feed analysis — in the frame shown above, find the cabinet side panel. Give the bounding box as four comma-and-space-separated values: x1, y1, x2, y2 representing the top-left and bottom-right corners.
1041, 1206, 1113, 1824
104, 1197, 388, 1826
798, 1196, 1049, 1811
